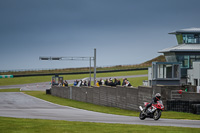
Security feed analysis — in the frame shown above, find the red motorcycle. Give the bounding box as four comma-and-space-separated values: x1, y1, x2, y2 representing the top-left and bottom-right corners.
139, 100, 164, 120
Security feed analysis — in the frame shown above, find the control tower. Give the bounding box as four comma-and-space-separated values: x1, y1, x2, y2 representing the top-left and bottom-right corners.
159, 28, 200, 78
148, 28, 200, 86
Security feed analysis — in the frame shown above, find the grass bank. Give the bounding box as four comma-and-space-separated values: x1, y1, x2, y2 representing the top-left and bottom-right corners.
0, 88, 21, 92
0, 70, 147, 86
0, 116, 199, 133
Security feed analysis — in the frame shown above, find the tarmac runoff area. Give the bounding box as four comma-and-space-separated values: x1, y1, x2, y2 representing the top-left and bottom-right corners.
0, 92, 200, 128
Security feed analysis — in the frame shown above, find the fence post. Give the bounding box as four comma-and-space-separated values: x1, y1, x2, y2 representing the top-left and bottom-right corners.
70, 86, 72, 99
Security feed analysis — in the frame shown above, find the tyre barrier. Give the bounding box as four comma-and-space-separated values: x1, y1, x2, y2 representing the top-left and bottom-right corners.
191, 104, 200, 115
167, 100, 200, 114
46, 89, 51, 94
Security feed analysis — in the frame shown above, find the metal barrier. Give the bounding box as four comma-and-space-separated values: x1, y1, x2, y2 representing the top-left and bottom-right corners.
0, 75, 13, 78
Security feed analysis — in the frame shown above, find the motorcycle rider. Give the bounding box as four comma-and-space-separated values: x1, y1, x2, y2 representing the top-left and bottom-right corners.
143, 93, 161, 114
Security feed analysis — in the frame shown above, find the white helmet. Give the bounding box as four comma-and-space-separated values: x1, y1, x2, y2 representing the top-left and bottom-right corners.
155, 93, 161, 100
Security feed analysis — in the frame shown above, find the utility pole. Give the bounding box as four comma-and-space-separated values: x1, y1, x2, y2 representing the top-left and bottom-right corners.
94, 48, 96, 86
89, 57, 91, 87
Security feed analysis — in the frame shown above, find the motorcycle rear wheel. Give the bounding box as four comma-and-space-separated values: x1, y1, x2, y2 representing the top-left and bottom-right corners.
153, 110, 161, 120
139, 111, 146, 120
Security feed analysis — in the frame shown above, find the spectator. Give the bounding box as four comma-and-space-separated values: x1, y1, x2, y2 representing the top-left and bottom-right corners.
83, 81, 87, 86
58, 81, 62, 86
108, 78, 116, 86
88, 80, 91, 86
64, 80, 68, 87
51, 79, 55, 86
77, 80, 82, 87
96, 81, 100, 87
74, 80, 77, 86
125, 80, 132, 87
101, 79, 104, 85
99, 79, 102, 85
98, 78, 104, 85
105, 79, 108, 85
122, 78, 126, 86
80, 80, 83, 86
114, 78, 118, 85
116, 80, 121, 85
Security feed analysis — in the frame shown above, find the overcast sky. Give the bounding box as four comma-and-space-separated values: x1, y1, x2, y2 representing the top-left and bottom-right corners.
1, 0, 200, 71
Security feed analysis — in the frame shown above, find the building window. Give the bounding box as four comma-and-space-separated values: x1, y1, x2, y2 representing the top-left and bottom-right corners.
154, 63, 180, 80
165, 64, 172, 78
183, 56, 189, 68
182, 34, 200, 44
176, 55, 200, 68
190, 56, 195, 68
177, 55, 189, 68
196, 55, 200, 61
159, 64, 173, 79
174, 65, 179, 78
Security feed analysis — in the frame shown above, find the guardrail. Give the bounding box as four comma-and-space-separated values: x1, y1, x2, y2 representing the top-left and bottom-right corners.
0, 75, 13, 78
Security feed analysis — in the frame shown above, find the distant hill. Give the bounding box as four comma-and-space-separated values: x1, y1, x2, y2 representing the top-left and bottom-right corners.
0, 55, 166, 75
140, 55, 166, 66
106, 55, 166, 69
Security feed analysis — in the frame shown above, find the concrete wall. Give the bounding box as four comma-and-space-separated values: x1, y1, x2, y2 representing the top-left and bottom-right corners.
51, 85, 153, 111
51, 85, 198, 111
51, 86, 70, 99
181, 92, 200, 101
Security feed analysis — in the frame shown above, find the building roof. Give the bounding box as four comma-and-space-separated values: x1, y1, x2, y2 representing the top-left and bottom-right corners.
169, 27, 200, 34
158, 44, 200, 53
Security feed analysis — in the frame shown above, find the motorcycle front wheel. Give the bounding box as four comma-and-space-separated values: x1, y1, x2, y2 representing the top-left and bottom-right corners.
153, 110, 161, 120
139, 111, 146, 120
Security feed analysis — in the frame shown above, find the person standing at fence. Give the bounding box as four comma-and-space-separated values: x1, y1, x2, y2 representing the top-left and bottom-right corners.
64, 80, 68, 87
125, 80, 132, 87
105, 79, 108, 85
96, 81, 100, 87
122, 78, 126, 86
116, 79, 121, 85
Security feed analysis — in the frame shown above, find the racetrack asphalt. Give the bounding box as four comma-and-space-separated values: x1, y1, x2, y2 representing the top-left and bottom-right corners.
0, 92, 200, 128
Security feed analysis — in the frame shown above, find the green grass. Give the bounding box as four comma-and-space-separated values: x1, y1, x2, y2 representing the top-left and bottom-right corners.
127, 77, 148, 87
25, 91, 200, 120
25, 91, 139, 116
0, 116, 199, 133
0, 88, 21, 92
90, 76, 147, 87
0, 70, 147, 86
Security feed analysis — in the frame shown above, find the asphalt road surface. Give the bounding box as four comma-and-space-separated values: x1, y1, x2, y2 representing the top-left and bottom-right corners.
0, 92, 200, 128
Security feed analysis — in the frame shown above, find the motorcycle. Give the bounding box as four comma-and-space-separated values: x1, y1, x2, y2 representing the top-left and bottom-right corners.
139, 100, 164, 120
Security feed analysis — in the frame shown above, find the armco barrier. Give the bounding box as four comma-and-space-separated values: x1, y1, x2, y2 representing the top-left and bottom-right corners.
0, 75, 13, 78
